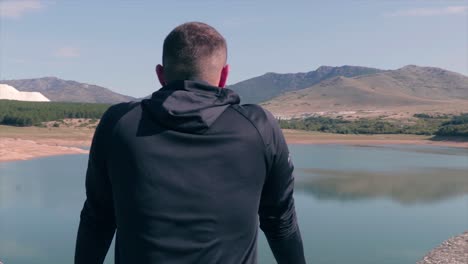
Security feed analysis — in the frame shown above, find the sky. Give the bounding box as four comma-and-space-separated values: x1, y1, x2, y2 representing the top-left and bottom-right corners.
0, 0, 467, 98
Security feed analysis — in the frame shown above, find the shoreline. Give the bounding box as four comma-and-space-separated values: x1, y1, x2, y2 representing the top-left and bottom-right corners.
282, 130, 468, 148
0, 125, 93, 162
417, 232, 468, 264
0, 137, 89, 162
0, 126, 466, 162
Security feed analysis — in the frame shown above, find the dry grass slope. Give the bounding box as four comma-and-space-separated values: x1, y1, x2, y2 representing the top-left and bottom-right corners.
263, 65, 468, 119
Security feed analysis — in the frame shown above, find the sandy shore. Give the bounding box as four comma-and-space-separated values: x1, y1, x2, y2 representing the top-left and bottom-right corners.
282, 129, 468, 148
0, 125, 92, 162
0, 125, 466, 162
0, 137, 89, 162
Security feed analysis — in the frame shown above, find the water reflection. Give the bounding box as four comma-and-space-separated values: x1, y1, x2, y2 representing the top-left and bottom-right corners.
0, 146, 467, 264
296, 168, 468, 205
0, 155, 87, 209
351, 144, 468, 156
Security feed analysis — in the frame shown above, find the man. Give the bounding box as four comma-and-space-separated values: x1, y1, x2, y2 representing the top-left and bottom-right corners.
75, 22, 305, 264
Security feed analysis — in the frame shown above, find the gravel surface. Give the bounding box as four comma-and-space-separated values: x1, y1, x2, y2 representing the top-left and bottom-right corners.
417, 232, 468, 264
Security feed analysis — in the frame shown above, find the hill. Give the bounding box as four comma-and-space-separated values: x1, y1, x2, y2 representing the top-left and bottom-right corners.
262, 65, 468, 119
228, 65, 383, 104
0, 77, 135, 104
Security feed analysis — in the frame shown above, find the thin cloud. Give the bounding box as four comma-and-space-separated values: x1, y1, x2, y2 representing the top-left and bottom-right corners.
387, 6, 468, 17
54, 47, 80, 58
0, 0, 42, 19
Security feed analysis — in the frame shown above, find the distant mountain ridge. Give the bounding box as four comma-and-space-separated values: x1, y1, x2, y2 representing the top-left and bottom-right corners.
0, 77, 135, 104
2, 65, 466, 118
228, 65, 383, 104
262, 65, 468, 119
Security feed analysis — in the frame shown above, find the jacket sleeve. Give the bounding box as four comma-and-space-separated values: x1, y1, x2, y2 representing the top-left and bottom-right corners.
75, 108, 117, 264
258, 111, 306, 264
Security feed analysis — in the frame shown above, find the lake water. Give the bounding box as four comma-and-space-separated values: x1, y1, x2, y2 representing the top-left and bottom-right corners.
0, 144, 467, 264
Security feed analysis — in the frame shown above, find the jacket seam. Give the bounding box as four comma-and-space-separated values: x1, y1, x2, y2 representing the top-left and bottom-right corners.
230, 105, 269, 150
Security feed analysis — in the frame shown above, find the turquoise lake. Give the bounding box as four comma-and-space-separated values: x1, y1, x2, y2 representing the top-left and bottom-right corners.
0, 144, 467, 263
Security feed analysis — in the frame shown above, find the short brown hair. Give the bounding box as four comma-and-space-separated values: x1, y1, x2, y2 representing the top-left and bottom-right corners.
162, 22, 227, 82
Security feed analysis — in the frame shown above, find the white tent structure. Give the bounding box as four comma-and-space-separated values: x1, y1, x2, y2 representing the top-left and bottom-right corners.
0, 84, 50, 102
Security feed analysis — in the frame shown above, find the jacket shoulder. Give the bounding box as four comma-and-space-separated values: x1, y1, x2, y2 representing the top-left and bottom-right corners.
100, 101, 141, 130
230, 104, 279, 151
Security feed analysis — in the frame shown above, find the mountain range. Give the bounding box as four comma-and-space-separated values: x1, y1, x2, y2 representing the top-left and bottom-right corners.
1, 65, 467, 119
0, 77, 135, 104
261, 65, 468, 119
228, 65, 382, 104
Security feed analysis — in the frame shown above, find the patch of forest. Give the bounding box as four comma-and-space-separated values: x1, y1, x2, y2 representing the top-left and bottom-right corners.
278, 113, 468, 136
0, 100, 110, 126
1, 99, 466, 137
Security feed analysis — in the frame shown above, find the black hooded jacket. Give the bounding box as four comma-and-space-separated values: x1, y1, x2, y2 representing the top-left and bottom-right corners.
75, 80, 305, 264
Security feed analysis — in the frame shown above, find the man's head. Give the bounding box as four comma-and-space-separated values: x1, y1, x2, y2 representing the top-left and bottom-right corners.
156, 22, 229, 87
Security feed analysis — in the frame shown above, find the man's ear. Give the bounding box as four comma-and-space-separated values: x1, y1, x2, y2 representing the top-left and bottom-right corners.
218, 64, 229, 88
156, 64, 166, 86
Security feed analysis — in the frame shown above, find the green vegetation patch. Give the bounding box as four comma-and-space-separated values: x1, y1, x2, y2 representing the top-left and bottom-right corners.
435, 114, 468, 137
0, 100, 111, 126
279, 114, 467, 136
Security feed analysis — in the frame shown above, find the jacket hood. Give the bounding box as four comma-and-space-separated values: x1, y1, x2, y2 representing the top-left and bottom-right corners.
142, 80, 240, 133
